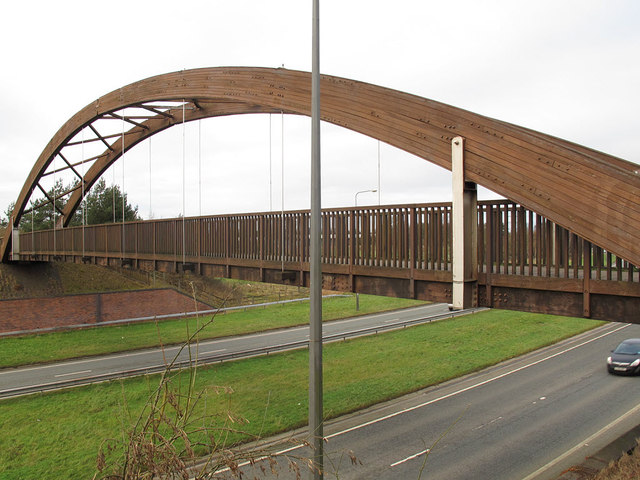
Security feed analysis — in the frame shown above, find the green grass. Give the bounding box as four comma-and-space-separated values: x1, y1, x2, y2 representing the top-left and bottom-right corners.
55, 262, 147, 294
0, 309, 603, 479
0, 294, 425, 368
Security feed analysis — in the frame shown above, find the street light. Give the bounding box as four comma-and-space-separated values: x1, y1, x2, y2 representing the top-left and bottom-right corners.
354, 189, 377, 207
353, 189, 376, 312
309, 1, 323, 478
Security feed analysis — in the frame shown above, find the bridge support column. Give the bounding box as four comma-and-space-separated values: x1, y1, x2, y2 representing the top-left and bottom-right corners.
10, 227, 20, 261
452, 137, 478, 309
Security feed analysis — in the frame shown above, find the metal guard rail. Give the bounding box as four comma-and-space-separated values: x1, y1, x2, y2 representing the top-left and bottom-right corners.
0, 307, 485, 399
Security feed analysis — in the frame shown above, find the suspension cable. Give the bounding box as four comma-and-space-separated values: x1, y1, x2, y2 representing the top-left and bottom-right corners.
198, 117, 202, 268
81, 128, 86, 258
198, 118, 202, 218
269, 113, 273, 211
112, 173, 116, 223
149, 136, 152, 219
112, 150, 116, 223
121, 109, 126, 260
53, 155, 56, 255
377, 140, 381, 205
182, 101, 186, 265
281, 111, 285, 272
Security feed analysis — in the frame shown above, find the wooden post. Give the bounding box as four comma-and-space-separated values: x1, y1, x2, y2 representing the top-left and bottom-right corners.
409, 207, 416, 299
225, 216, 230, 278
349, 209, 355, 293
259, 215, 265, 282
197, 216, 202, 275
583, 239, 592, 318
153, 221, 157, 273
452, 136, 478, 309
298, 213, 304, 286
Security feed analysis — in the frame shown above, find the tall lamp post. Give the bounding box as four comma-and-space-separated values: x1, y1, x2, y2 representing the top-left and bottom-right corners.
354, 189, 376, 311
309, 0, 323, 478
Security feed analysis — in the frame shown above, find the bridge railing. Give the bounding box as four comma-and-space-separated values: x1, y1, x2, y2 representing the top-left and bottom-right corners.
17, 200, 637, 282
479, 202, 637, 282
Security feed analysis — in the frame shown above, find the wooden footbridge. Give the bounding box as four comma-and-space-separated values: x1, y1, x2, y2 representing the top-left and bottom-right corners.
12, 200, 640, 322
2, 67, 639, 322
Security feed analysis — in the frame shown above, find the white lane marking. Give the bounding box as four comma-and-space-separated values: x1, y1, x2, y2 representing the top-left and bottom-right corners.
324, 304, 448, 327
0, 332, 281, 375
521, 400, 640, 480
199, 349, 226, 355
1, 304, 446, 377
390, 449, 430, 467
0, 325, 311, 377
197, 322, 628, 479
217, 306, 437, 340
210, 439, 311, 477
220, 325, 307, 341
324, 323, 630, 441
384, 318, 401, 323
54, 370, 92, 378
0, 348, 174, 375
473, 416, 503, 431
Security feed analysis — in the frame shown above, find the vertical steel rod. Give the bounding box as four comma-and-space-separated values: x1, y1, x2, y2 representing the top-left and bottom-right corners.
269, 114, 273, 211
199, 119, 202, 218
281, 112, 285, 271
149, 137, 152, 220
309, 0, 323, 478
377, 140, 381, 205
53, 156, 57, 254
182, 101, 186, 265
122, 110, 126, 260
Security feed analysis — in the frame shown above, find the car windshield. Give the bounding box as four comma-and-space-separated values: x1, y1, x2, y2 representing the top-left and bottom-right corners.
614, 342, 640, 355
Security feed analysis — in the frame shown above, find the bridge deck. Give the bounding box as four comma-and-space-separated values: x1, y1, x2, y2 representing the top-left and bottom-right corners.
14, 201, 640, 323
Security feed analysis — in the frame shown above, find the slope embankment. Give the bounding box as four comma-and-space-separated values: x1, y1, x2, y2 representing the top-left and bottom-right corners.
0, 261, 309, 335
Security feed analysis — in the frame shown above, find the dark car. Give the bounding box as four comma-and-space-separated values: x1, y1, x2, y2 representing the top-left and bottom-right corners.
607, 339, 640, 375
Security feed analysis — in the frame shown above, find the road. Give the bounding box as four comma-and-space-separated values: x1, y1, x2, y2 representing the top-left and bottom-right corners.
4, 305, 638, 480
0, 303, 454, 397
232, 321, 640, 480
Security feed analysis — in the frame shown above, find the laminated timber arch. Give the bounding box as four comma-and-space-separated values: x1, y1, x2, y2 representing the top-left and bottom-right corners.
3, 66, 640, 266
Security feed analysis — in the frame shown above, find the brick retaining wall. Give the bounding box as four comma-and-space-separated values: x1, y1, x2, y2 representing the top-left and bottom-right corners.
0, 289, 212, 334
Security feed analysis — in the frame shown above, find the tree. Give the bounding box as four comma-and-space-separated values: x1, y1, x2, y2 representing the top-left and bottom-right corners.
3, 179, 68, 233
0, 207, 8, 229
71, 178, 140, 226
2, 178, 140, 232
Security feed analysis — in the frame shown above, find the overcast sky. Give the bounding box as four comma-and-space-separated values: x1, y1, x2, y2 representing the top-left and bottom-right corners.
1, 0, 639, 221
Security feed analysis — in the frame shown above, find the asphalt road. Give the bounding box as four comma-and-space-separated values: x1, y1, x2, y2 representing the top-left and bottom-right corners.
0, 303, 452, 397
5, 306, 638, 480
232, 321, 640, 480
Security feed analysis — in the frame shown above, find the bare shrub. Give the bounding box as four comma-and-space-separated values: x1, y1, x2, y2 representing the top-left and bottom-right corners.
590, 440, 640, 480
92, 281, 358, 480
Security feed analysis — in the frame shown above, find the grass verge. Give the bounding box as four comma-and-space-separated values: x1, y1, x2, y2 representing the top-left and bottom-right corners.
0, 294, 424, 368
0, 309, 603, 479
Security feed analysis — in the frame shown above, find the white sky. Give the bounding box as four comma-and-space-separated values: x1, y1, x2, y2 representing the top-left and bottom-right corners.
0, 0, 639, 220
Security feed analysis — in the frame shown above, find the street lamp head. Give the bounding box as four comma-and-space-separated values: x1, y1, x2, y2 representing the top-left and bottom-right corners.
355, 189, 378, 206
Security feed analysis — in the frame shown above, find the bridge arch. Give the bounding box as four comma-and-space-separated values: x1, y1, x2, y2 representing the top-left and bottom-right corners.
3, 66, 639, 265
